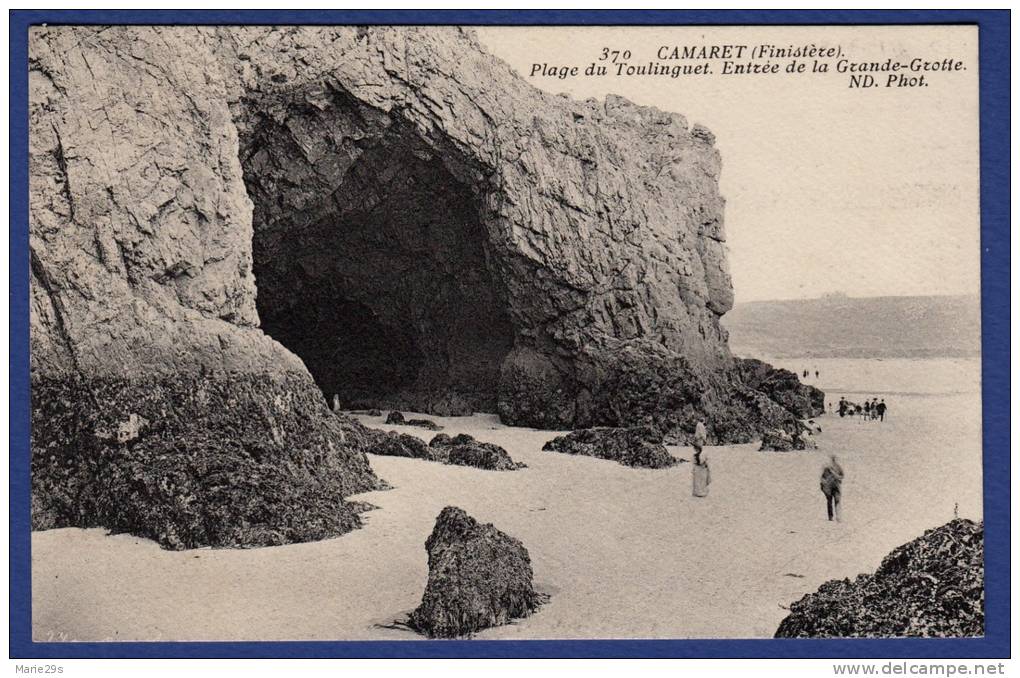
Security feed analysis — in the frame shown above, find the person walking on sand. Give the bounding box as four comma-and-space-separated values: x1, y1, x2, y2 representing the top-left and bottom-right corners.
820, 455, 845, 522
692, 419, 707, 465
863, 399, 872, 420
876, 399, 887, 422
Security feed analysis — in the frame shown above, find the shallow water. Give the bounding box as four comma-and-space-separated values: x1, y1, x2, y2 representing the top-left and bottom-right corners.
762, 356, 981, 397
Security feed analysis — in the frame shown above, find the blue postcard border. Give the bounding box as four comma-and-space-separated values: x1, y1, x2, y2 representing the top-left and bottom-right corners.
8, 8, 1011, 659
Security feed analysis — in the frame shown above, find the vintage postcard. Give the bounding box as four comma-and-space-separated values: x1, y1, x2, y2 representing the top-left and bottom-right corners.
18, 17, 998, 654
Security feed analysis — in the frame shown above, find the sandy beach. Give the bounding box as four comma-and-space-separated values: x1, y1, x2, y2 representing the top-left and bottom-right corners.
32, 357, 982, 641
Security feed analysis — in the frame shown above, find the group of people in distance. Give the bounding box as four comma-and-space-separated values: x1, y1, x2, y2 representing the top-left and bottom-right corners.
834, 396, 887, 421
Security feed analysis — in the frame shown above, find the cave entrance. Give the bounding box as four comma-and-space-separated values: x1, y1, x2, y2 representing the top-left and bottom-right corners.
241, 92, 514, 415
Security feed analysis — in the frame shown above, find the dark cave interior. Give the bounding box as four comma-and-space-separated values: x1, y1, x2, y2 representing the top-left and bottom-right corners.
242, 98, 514, 414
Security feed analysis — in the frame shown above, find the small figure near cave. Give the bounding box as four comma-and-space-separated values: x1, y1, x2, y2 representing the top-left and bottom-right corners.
820, 454, 845, 522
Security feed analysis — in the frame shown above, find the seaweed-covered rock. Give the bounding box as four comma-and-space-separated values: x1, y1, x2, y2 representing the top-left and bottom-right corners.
409, 507, 545, 638
429, 433, 454, 448
759, 428, 817, 451
370, 433, 433, 460
407, 419, 443, 431
31, 374, 380, 550
775, 519, 984, 638
429, 433, 524, 471
736, 358, 826, 419
542, 426, 677, 469
385, 411, 442, 430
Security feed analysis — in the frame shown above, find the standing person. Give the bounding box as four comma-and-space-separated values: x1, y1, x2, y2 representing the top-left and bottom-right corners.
815, 369, 820, 379
820, 454, 845, 522
692, 456, 711, 498
877, 399, 887, 421
838, 397, 847, 417
692, 419, 707, 465
863, 399, 872, 420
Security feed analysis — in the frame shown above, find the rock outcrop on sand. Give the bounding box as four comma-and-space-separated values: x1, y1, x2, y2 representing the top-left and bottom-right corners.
775, 519, 984, 638
385, 411, 443, 431
735, 358, 825, 419
759, 428, 817, 452
348, 423, 524, 471
429, 433, 525, 471
29, 25, 821, 546
542, 426, 678, 469
31, 374, 375, 550
409, 507, 545, 638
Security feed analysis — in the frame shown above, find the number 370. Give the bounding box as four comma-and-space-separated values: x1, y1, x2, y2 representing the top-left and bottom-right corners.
599, 48, 632, 63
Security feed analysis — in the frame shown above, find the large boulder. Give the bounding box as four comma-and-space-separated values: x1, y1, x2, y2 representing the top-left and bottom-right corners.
409, 507, 545, 638
28, 25, 821, 545
31, 373, 377, 549
776, 519, 984, 638
542, 425, 677, 469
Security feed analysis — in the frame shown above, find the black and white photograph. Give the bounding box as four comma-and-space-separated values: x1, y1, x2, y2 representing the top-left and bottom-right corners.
24, 21, 988, 646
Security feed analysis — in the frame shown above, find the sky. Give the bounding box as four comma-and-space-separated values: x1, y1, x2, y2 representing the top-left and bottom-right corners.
476, 26, 980, 303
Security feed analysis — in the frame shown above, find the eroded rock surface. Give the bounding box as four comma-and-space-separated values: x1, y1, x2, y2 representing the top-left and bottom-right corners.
409, 506, 545, 637
542, 426, 678, 469
29, 26, 822, 545
775, 519, 984, 638
429, 433, 524, 471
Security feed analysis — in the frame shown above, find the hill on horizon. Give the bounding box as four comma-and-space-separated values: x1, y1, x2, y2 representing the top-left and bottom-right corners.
722, 294, 981, 360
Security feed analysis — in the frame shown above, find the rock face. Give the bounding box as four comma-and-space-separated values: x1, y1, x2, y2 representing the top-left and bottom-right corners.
542, 426, 677, 469
409, 506, 544, 638
29, 26, 822, 544
736, 358, 825, 419
775, 519, 984, 638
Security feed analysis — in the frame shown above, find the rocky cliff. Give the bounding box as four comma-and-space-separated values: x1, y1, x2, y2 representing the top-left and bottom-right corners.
29, 26, 820, 546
